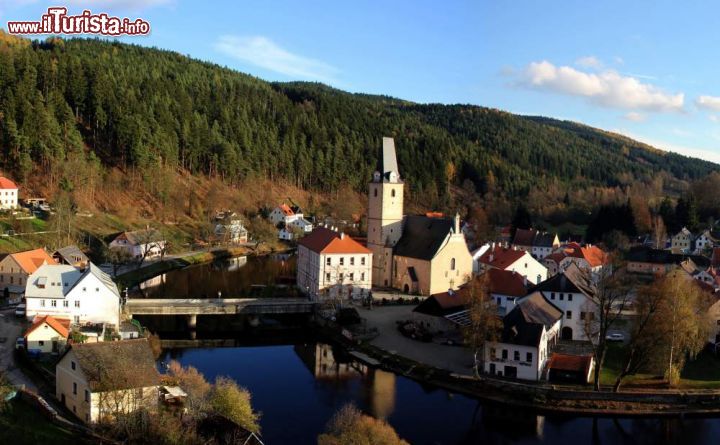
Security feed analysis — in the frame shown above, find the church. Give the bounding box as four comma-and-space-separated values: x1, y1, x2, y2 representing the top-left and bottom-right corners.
367, 137, 473, 296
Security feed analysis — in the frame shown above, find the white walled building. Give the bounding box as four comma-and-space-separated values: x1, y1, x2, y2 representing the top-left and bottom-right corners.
476, 245, 547, 285
25, 263, 121, 327
0, 177, 18, 210
533, 263, 596, 341
109, 229, 166, 260
297, 227, 372, 300
671, 227, 693, 254
24, 315, 70, 354
484, 291, 561, 381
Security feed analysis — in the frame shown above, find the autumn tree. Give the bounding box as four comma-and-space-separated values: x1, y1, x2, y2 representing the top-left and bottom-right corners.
463, 274, 502, 378
318, 404, 408, 445
165, 361, 212, 419
210, 377, 260, 434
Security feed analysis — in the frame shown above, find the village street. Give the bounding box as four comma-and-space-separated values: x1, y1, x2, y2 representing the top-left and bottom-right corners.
0, 308, 37, 391
359, 305, 475, 376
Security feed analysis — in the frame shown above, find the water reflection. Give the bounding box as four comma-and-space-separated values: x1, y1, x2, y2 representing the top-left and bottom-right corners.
157, 341, 720, 444
136, 254, 296, 299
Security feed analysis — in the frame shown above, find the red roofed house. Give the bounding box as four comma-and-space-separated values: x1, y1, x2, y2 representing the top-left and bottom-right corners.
477, 245, 547, 285
0, 176, 18, 210
546, 353, 595, 384
487, 268, 530, 314
543, 243, 609, 277
0, 248, 57, 300
24, 315, 70, 354
297, 227, 372, 300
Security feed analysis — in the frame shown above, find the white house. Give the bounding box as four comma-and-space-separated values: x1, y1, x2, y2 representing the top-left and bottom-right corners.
214, 219, 249, 244
269, 203, 302, 225
287, 216, 313, 233
487, 268, 530, 315
484, 291, 561, 381
543, 243, 609, 277
671, 227, 693, 254
512, 229, 560, 260
476, 245, 547, 284
533, 263, 596, 341
471, 243, 492, 275
24, 315, 70, 354
24, 262, 121, 328
109, 229, 166, 259
0, 176, 18, 210
56, 339, 159, 424
296, 227, 372, 301
695, 230, 718, 254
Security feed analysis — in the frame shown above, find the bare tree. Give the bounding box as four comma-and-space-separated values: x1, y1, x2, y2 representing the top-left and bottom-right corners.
464, 274, 501, 378
652, 215, 667, 249
580, 258, 634, 391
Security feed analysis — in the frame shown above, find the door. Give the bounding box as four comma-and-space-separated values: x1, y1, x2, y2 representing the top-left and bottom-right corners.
489, 363, 496, 375
561, 326, 573, 340
504, 366, 517, 379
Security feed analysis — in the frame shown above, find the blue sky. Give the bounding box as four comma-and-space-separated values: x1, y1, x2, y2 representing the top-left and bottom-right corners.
3, 0, 720, 163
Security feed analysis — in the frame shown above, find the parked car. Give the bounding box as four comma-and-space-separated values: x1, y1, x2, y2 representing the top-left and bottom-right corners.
15, 337, 24, 350
605, 332, 625, 342
14, 304, 25, 317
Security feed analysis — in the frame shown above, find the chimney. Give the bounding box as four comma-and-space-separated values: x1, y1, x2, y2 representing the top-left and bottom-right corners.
340, 232, 345, 240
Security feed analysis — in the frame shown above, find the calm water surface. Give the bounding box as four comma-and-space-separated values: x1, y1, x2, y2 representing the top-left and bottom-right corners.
152, 257, 720, 445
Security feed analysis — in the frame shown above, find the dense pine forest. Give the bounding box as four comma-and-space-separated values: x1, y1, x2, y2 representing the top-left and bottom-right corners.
0, 31, 719, 241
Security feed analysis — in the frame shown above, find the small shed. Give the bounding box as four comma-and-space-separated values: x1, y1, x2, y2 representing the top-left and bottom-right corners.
546, 353, 595, 384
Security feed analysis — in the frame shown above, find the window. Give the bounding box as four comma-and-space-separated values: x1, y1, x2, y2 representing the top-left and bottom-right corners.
526, 352, 533, 362
38, 341, 44, 346
339, 257, 344, 266
326, 273, 331, 281
568, 294, 573, 302
514, 351, 520, 361
82, 287, 86, 292
73, 315, 80, 324
559, 293, 564, 301
51, 300, 57, 307
490, 347, 496, 358
75, 301, 80, 308
550, 292, 555, 300
63, 300, 69, 308
350, 257, 355, 266
524, 263, 528, 268
73, 382, 77, 395
502, 349, 508, 359
326, 258, 331, 266
537, 274, 541, 283
40, 299, 45, 307
349, 273, 354, 281
374, 189, 378, 197
339, 273, 344, 282
566, 310, 572, 319
71, 361, 76, 370
361, 273, 365, 281
450, 258, 456, 270
580, 312, 586, 320
361, 257, 366, 266
95, 288, 99, 292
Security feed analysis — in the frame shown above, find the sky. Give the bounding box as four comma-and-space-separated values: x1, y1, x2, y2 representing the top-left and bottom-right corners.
2, 0, 720, 164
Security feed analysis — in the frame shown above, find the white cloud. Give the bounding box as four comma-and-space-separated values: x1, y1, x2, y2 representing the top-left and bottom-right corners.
709, 115, 719, 123
575, 56, 602, 69
517, 61, 684, 112
696, 95, 720, 111
214, 35, 339, 84
623, 112, 646, 122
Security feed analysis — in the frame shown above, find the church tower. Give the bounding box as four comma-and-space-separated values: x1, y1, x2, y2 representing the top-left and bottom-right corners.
367, 137, 404, 287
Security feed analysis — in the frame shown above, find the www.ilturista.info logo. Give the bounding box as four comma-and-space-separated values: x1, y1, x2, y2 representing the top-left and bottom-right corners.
7, 7, 150, 36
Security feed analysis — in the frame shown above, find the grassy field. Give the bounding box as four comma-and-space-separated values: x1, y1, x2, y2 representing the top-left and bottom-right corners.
600, 343, 720, 389
0, 398, 88, 445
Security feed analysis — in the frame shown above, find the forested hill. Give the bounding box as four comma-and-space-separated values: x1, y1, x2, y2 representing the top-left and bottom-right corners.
0, 32, 716, 206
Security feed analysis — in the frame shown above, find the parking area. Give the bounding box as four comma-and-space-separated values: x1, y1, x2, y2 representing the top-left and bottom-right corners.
0, 308, 37, 391
359, 305, 475, 376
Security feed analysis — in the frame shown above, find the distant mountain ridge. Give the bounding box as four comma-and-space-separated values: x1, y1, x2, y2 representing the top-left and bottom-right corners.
0, 33, 715, 206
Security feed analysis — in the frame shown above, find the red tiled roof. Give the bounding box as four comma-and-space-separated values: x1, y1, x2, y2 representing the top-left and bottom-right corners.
547, 353, 593, 374
278, 203, 294, 216
298, 227, 370, 254
478, 245, 527, 270
487, 268, 528, 297
24, 315, 70, 339
713, 248, 720, 268
425, 212, 444, 218
544, 252, 566, 264
0, 176, 17, 189
512, 228, 537, 247
9, 248, 57, 274
562, 244, 608, 268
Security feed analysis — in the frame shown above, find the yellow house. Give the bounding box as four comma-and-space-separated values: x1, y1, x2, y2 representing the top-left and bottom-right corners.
56, 339, 160, 423
392, 214, 473, 295
24, 315, 70, 354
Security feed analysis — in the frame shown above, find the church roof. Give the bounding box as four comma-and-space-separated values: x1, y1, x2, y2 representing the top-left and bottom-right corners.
382, 137, 398, 176
394, 215, 453, 261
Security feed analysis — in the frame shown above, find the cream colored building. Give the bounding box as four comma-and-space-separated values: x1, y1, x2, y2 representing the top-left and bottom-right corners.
367, 137, 472, 295
56, 339, 159, 424
0, 248, 57, 298
24, 315, 70, 354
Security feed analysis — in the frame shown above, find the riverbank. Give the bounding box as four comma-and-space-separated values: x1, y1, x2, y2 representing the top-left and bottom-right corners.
115, 245, 289, 289
319, 313, 720, 417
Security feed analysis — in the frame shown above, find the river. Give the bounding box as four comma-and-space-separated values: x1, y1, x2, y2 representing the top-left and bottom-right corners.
146, 256, 720, 445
